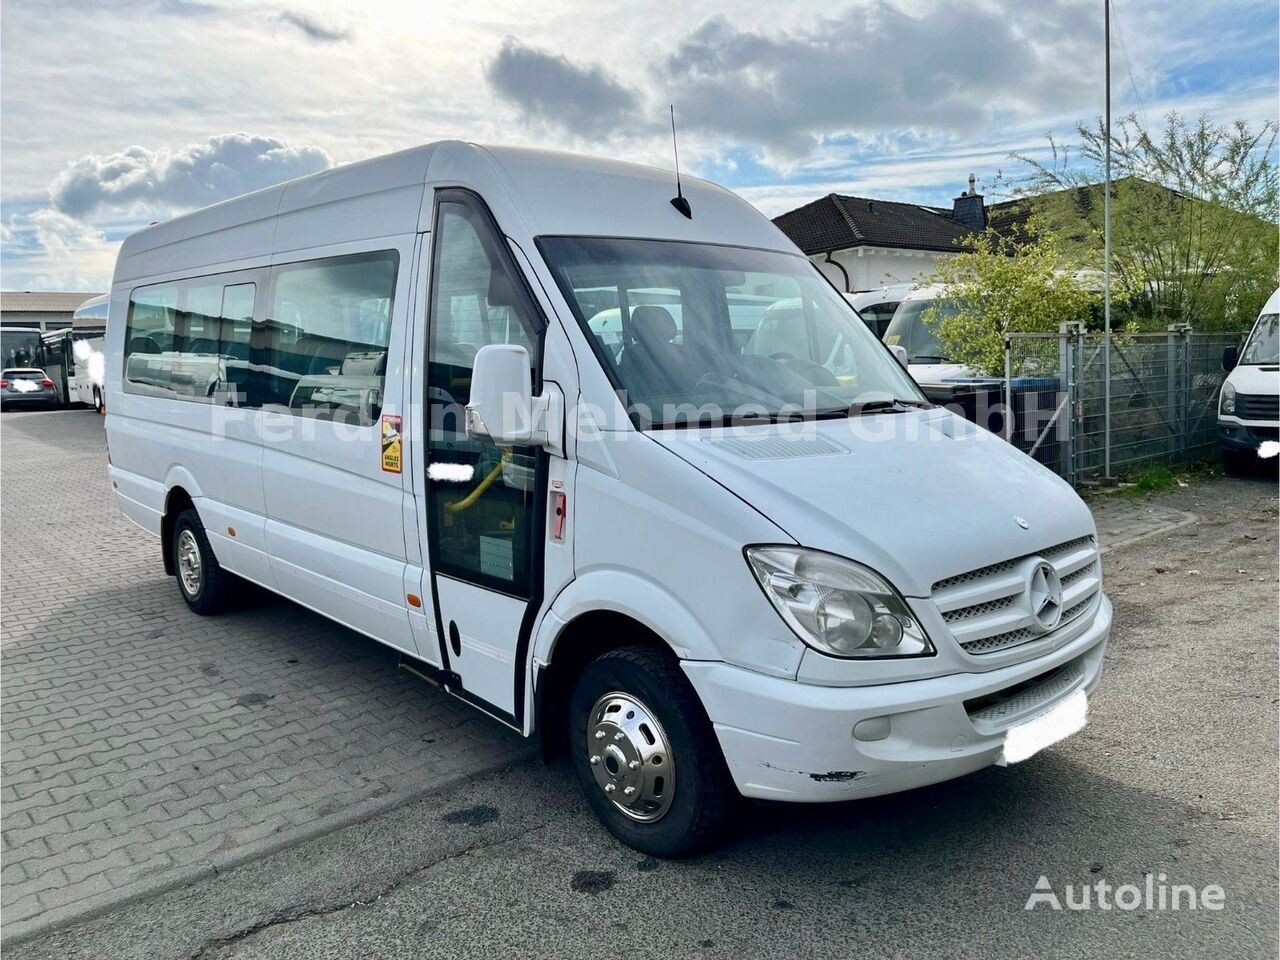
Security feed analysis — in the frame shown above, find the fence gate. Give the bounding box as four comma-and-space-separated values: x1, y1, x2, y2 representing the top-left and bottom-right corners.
999, 327, 1237, 486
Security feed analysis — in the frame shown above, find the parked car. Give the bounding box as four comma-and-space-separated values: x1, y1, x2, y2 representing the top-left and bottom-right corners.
0, 368, 58, 409
882, 285, 977, 382
1219, 287, 1279, 473
845, 283, 915, 339
106, 141, 1110, 856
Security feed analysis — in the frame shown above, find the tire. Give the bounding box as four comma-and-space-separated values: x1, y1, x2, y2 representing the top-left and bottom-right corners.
1222, 449, 1252, 476
171, 508, 233, 615
93, 388, 105, 415
569, 645, 736, 857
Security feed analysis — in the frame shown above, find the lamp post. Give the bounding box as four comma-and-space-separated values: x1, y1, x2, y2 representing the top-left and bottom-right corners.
1103, 0, 1113, 480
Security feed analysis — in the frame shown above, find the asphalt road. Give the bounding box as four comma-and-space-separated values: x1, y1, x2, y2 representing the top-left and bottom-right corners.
9, 472, 1277, 959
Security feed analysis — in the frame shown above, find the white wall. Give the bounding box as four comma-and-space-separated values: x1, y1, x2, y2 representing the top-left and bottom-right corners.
810, 246, 954, 293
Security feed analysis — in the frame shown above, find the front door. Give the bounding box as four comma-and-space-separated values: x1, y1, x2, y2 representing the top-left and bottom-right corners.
423, 190, 546, 722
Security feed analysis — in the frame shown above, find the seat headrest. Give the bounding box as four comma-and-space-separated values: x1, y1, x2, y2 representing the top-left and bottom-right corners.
630, 305, 677, 347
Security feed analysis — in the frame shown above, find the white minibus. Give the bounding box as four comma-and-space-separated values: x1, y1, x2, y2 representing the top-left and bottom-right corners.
1219, 287, 1279, 472
106, 143, 1110, 855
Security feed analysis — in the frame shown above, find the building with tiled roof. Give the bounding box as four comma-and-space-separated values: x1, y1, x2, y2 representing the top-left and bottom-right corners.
772, 175, 992, 296
1, 291, 105, 332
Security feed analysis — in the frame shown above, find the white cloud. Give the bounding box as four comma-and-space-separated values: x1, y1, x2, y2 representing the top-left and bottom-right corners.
50, 133, 333, 219
1, 209, 118, 291
3, 133, 333, 290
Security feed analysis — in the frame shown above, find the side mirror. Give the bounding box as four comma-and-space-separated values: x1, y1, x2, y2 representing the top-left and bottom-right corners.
1222, 345, 1238, 372
466, 344, 559, 450
889, 344, 909, 368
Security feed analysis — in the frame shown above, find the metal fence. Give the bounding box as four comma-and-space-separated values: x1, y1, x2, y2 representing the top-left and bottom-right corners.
924, 325, 1237, 486
1001, 325, 1237, 484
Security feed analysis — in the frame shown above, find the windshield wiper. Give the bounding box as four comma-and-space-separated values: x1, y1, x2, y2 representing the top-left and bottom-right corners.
847, 398, 931, 416
911, 355, 952, 363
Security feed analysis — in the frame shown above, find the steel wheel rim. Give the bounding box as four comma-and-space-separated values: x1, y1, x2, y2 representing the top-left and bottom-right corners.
177, 529, 202, 597
586, 691, 675, 822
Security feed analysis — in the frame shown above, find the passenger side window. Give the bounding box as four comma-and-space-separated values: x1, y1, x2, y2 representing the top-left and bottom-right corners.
260, 253, 397, 425
218, 283, 255, 401
124, 283, 179, 392
427, 198, 543, 594
172, 283, 223, 398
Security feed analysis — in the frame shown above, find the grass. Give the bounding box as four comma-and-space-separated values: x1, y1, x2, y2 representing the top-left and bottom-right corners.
1119, 465, 1180, 497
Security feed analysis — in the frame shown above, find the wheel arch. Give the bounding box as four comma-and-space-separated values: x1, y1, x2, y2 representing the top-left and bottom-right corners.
160, 485, 197, 576
532, 572, 722, 761
534, 609, 682, 763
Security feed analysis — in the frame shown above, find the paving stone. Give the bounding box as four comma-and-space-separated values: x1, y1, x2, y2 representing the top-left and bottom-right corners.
1, 411, 529, 938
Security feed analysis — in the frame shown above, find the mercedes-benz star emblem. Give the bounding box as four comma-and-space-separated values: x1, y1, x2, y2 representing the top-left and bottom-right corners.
1027, 562, 1063, 632
1015, 516, 1030, 529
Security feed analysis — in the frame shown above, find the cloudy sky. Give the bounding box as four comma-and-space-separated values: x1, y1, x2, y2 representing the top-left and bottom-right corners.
1, 0, 1276, 291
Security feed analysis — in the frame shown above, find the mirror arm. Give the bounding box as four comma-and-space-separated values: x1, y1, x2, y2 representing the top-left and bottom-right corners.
530, 382, 565, 457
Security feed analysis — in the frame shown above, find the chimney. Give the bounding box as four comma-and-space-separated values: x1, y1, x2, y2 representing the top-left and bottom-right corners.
952, 173, 986, 233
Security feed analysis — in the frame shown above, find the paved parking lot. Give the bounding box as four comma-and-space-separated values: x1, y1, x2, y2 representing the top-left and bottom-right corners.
2, 409, 1275, 954
1, 411, 528, 940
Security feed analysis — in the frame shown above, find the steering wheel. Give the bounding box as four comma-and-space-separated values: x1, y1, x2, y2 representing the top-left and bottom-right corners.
784, 358, 840, 387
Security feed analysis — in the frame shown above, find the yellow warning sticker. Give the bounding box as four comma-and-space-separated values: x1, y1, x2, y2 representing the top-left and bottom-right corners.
381, 414, 402, 474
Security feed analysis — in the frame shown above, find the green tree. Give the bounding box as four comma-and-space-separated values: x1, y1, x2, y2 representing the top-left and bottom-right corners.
923, 227, 1099, 377
1009, 112, 1278, 331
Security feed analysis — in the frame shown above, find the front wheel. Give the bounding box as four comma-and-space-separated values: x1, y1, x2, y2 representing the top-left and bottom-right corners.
569, 645, 736, 857
93, 387, 105, 415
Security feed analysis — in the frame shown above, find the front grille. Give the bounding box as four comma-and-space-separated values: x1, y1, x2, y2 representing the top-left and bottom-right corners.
1236, 393, 1279, 421
931, 536, 1101, 657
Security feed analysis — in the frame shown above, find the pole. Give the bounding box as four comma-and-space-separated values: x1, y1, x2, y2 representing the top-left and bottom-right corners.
1103, 0, 1113, 479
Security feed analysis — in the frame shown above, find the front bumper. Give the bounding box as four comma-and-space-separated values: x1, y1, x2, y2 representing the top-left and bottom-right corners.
683, 594, 1111, 802
1219, 418, 1278, 453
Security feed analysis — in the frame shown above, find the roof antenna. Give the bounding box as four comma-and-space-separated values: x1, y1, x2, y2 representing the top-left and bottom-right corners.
668, 105, 692, 219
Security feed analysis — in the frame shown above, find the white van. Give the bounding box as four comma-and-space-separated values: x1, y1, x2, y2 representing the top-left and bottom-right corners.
845, 283, 914, 339
882, 285, 976, 382
1219, 288, 1279, 472
105, 142, 1110, 855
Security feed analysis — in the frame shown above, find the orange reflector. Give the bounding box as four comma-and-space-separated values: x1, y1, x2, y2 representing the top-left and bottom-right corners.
227, 527, 237, 538
407, 593, 422, 608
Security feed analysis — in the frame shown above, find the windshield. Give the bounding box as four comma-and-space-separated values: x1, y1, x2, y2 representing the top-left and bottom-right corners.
540, 237, 923, 427
1241, 313, 1279, 365
883, 298, 959, 363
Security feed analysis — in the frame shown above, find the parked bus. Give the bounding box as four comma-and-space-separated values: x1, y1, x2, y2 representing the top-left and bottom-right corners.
72, 294, 109, 410
40, 324, 107, 409
1, 327, 43, 369
106, 142, 1111, 855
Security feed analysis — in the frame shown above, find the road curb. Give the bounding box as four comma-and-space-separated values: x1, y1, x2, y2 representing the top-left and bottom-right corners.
1098, 510, 1199, 555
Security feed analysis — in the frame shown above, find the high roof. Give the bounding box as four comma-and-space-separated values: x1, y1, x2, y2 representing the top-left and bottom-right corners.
773, 194, 975, 256
114, 141, 796, 285
1, 291, 104, 313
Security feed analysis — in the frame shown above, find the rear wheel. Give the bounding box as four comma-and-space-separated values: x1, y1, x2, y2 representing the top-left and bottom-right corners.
172, 508, 233, 614
93, 387, 105, 415
569, 645, 736, 857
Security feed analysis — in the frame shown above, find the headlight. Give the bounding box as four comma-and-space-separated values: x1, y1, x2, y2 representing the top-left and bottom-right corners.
746, 546, 934, 659
1220, 381, 1236, 416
